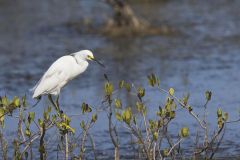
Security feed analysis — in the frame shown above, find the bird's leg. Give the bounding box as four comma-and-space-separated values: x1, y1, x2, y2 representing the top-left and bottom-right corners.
56, 95, 63, 113
31, 96, 41, 109
48, 95, 60, 113
56, 95, 59, 108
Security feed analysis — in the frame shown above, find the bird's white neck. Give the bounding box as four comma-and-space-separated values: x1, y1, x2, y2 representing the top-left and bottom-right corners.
72, 54, 88, 65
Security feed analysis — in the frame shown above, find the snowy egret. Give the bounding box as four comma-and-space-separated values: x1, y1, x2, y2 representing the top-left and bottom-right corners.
31, 50, 104, 99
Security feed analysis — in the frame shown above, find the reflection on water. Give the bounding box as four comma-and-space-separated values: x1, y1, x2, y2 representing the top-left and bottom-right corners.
1, 0, 240, 157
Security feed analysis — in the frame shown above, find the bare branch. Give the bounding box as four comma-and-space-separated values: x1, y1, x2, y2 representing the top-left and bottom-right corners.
167, 138, 184, 156
158, 87, 206, 130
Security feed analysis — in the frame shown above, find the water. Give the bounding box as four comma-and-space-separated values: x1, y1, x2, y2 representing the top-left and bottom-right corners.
0, 0, 240, 158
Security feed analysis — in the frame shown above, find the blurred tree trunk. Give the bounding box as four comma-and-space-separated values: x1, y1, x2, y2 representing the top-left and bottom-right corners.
106, 0, 148, 30
67, 0, 174, 36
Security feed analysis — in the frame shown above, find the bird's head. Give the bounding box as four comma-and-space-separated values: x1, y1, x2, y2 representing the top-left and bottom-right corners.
73, 50, 94, 61
73, 50, 105, 67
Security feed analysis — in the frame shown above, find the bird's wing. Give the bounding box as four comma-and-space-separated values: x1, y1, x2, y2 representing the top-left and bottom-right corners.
36, 70, 63, 92
31, 56, 75, 97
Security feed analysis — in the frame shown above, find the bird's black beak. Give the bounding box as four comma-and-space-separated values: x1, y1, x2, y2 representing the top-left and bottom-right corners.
92, 57, 105, 68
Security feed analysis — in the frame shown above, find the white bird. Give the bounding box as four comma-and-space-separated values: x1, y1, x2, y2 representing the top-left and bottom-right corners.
31, 50, 104, 99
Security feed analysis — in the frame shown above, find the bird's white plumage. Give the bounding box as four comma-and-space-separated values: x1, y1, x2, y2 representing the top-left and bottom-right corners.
31, 50, 93, 98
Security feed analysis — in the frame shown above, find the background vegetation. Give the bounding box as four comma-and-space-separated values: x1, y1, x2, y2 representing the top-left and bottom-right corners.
1, 74, 239, 159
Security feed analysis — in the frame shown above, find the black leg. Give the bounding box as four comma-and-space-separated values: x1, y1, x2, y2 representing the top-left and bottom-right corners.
48, 95, 59, 113
55, 95, 63, 113
31, 96, 41, 109
56, 95, 59, 109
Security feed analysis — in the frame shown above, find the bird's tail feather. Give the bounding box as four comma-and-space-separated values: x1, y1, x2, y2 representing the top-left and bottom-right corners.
29, 75, 44, 97
29, 83, 40, 98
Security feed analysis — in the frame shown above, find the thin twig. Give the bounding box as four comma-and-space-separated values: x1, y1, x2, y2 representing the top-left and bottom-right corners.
158, 87, 206, 130
79, 121, 92, 160
142, 112, 151, 148
203, 100, 209, 148
21, 134, 40, 158
88, 133, 97, 160
39, 123, 46, 160
167, 138, 183, 156
153, 142, 156, 160
65, 133, 68, 160
194, 123, 225, 155
17, 107, 26, 142
209, 127, 226, 159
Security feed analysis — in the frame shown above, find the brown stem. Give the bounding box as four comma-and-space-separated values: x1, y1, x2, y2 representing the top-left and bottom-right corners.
39, 123, 46, 160
209, 127, 225, 159
106, 94, 119, 160
0, 130, 8, 160
194, 123, 225, 155
79, 122, 91, 160
88, 133, 97, 160
127, 125, 150, 159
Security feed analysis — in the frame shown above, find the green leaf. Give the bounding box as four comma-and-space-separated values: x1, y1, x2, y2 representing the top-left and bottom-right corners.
124, 83, 131, 92
217, 108, 222, 118
91, 113, 97, 123
157, 107, 165, 117
163, 148, 169, 157
65, 124, 75, 133
115, 112, 122, 121
38, 119, 43, 127
158, 119, 163, 128
137, 87, 145, 98
22, 95, 27, 108
149, 119, 155, 130
183, 93, 190, 105
169, 111, 175, 119
0, 108, 5, 127
169, 88, 175, 96
60, 122, 75, 133
114, 99, 122, 109
136, 102, 144, 112
218, 118, 223, 128
52, 114, 57, 123
81, 103, 92, 114
1, 96, 8, 106
122, 108, 132, 125
25, 128, 31, 137
180, 127, 189, 138
205, 91, 212, 101
187, 106, 193, 112
47, 106, 52, 113
118, 80, 125, 89
147, 73, 157, 87
43, 111, 49, 121
133, 116, 137, 125
28, 112, 35, 124
80, 120, 85, 129
104, 82, 113, 96
63, 114, 71, 124
12, 96, 20, 107
142, 106, 147, 116
165, 103, 171, 112
153, 132, 158, 141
